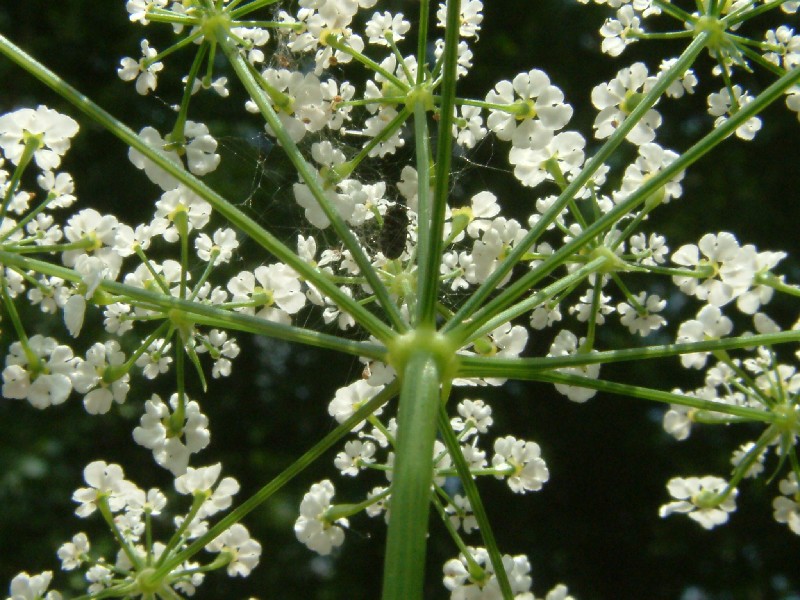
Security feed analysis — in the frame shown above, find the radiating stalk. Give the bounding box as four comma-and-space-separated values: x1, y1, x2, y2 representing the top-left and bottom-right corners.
456, 329, 800, 377
418, 0, 461, 326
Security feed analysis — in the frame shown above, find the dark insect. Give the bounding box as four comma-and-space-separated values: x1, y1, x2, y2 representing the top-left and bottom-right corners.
379, 203, 409, 259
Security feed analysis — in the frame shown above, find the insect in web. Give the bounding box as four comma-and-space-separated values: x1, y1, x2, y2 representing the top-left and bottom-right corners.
379, 203, 410, 259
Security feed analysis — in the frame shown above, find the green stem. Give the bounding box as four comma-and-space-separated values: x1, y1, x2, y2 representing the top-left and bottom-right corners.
418, 0, 460, 327
0, 275, 37, 366
229, 0, 284, 20
437, 405, 512, 599
413, 101, 433, 327
326, 35, 410, 91
339, 105, 412, 179
652, 0, 697, 23
0, 190, 60, 243
456, 330, 800, 375
416, 0, 430, 85
723, 0, 787, 27
382, 352, 442, 600
467, 256, 608, 342
169, 42, 209, 147
515, 370, 777, 423
0, 135, 40, 222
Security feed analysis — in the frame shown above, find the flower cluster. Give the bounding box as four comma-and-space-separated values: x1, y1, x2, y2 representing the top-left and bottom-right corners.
4, 461, 259, 598
295, 396, 549, 558
581, 0, 800, 137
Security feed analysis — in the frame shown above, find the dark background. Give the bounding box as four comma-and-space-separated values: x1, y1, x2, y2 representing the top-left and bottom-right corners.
1, 1, 800, 599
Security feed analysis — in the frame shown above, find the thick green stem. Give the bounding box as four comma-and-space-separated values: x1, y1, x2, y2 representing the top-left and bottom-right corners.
382, 351, 442, 600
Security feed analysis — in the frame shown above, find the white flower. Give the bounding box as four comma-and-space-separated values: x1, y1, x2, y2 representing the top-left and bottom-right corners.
135, 340, 173, 379
328, 380, 384, 430
730, 442, 765, 479
205, 523, 262, 577
434, 39, 475, 79
71, 341, 130, 415
486, 70, 572, 148
175, 463, 240, 519
492, 436, 550, 493
615, 142, 683, 206
126, 0, 168, 24
591, 62, 661, 145
452, 190, 501, 240
630, 232, 668, 266
365, 11, 411, 45
334, 440, 376, 476
256, 69, 327, 142
155, 185, 213, 241
450, 398, 493, 438
36, 170, 76, 208
127, 126, 182, 190
569, 289, 614, 324
617, 292, 667, 335
672, 232, 757, 307
509, 131, 585, 189
707, 85, 762, 141
72, 461, 137, 518
294, 479, 348, 555
2, 335, 76, 409
443, 547, 534, 598
86, 564, 113, 595
659, 476, 737, 529
530, 301, 562, 330
133, 393, 210, 475
650, 58, 697, 99
445, 495, 479, 534
7, 571, 62, 600
470, 217, 527, 285
183, 120, 221, 175
0, 105, 79, 171
227, 264, 306, 324
600, 6, 643, 57
548, 330, 601, 402
663, 396, 701, 441
437, 0, 484, 38
195, 228, 239, 264
676, 305, 733, 369
117, 39, 164, 95
293, 179, 356, 229
773, 473, 800, 535
452, 105, 487, 149
57, 533, 90, 571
